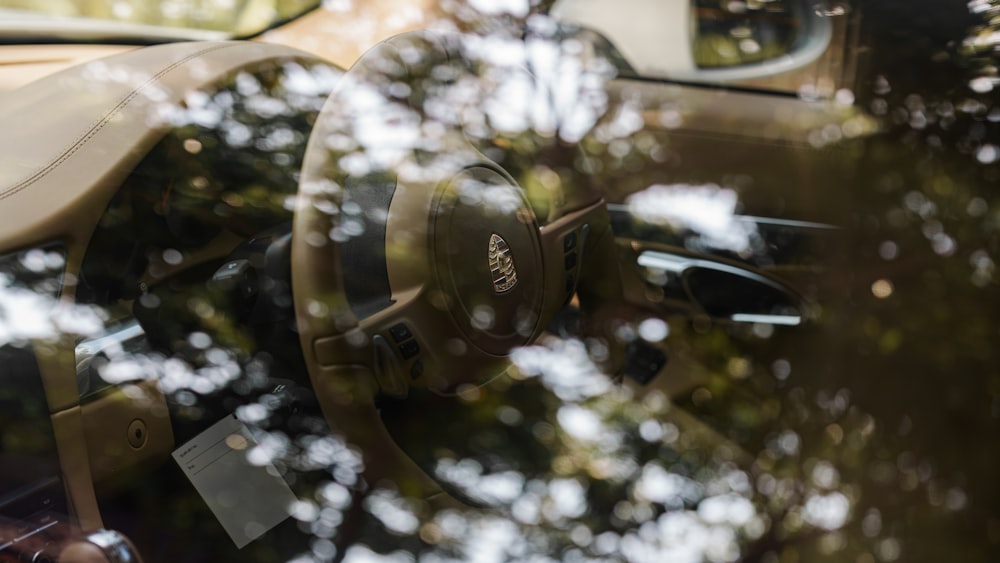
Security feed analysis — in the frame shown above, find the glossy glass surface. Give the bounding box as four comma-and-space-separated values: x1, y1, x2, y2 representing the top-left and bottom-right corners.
0, 0, 319, 36
0, 1, 998, 562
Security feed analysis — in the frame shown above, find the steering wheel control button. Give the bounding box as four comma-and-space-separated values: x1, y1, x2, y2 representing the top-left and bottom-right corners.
565, 251, 578, 271
563, 231, 577, 252
372, 335, 408, 398
410, 359, 425, 380
388, 322, 412, 343
127, 419, 147, 449
399, 339, 420, 359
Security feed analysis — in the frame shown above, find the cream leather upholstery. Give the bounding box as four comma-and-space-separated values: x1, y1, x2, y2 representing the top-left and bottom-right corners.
0, 41, 327, 254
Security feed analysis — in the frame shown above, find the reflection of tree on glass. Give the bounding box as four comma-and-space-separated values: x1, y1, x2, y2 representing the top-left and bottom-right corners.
0, 1, 998, 562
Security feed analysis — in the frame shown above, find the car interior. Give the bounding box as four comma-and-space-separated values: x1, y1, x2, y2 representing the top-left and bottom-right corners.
3, 1, 995, 562
0, 21, 842, 558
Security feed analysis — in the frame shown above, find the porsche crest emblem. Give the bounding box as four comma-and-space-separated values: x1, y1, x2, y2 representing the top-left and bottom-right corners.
488, 233, 518, 294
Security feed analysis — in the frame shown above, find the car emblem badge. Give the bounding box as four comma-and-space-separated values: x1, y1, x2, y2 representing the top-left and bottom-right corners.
488, 233, 518, 294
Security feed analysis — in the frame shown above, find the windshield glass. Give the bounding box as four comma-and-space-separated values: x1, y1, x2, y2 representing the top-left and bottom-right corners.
0, 0, 319, 37
1, 1, 998, 562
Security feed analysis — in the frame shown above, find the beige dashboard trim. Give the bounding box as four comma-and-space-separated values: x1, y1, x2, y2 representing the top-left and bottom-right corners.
0, 44, 136, 92
51, 406, 103, 531
81, 381, 174, 492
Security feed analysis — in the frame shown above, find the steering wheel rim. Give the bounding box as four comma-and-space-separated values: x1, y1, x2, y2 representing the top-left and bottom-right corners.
291, 30, 614, 498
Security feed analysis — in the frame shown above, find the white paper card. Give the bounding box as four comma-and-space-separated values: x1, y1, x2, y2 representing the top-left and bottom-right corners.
172, 414, 296, 548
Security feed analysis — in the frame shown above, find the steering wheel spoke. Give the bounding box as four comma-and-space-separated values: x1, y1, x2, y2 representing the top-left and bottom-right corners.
537, 199, 611, 309
311, 289, 451, 398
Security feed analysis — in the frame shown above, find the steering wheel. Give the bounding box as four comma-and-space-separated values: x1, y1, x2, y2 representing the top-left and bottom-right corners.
291, 31, 620, 498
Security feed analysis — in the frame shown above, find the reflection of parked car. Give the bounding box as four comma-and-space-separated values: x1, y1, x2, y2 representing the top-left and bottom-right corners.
551, 0, 843, 88
1, 1, 997, 562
